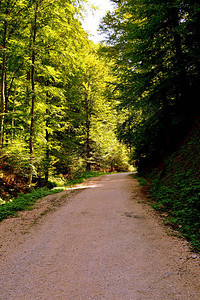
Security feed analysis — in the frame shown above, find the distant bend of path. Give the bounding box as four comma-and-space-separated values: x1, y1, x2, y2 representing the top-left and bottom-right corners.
0, 173, 200, 299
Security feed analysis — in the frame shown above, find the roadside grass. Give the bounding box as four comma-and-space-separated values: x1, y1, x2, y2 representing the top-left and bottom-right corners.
0, 171, 107, 222
0, 188, 64, 222
149, 171, 200, 252
135, 171, 200, 252
65, 171, 108, 187
136, 127, 200, 252
130, 173, 149, 187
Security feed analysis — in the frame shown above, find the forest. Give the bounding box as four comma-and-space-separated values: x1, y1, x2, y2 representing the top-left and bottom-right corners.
0, 0, 130, 198
0, 0, 200, 250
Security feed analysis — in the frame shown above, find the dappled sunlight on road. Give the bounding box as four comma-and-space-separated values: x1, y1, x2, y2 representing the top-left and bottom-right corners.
65, 184, 103, 191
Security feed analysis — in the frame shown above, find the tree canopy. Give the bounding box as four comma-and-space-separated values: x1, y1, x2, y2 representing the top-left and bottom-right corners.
100, 0, 200, 169
0, 0, 130, 192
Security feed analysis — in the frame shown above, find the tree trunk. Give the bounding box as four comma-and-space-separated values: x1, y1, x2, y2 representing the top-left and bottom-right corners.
28, 3, 38, 185
4, 72, 9, 145
11, 98, 15, 143
45, 107, 50, 185
84, 91, 91, 172
170, 7, 188, 112
25, 70, 31, 131
86, 118, 91, 171
0, 4, 8, 148
45, 128, 50, 184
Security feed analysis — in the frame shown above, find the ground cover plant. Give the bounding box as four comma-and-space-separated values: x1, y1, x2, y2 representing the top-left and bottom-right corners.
146, 125, 200, 252
0, 187, 64, 222
65, 170, 108, 187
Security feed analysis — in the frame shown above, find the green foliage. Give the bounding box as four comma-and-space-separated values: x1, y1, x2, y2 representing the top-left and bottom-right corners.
133, 175, 149, 187
101, 0, 200, 169
0, 0, 130, 192
147, 125, 200, 251
0, 187, 64, 222
65, 170, 108, 186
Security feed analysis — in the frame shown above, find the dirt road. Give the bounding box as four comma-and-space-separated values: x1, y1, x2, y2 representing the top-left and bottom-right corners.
0, 173, 200, 299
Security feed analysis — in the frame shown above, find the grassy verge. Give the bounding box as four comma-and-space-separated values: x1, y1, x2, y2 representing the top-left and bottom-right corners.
65, 171, 107, 187
130, 173, 149, 187
135, 171, 200, 252
149, 171, 200, 252
0, 171, 107, 222
139, 126, 200, 252
0, 188, 64, 222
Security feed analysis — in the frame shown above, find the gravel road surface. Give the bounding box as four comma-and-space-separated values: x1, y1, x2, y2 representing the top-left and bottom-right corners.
0, 173, 200, 299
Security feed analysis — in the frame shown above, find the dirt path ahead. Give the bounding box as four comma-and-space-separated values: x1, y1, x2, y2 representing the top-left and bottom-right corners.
0, 173, 200, 299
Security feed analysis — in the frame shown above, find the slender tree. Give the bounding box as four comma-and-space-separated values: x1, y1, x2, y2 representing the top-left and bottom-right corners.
0, 0, 9, 148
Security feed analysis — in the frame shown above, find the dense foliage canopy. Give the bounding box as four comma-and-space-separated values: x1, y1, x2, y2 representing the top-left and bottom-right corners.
101, 0, 200, 169
0, 0, 130, 195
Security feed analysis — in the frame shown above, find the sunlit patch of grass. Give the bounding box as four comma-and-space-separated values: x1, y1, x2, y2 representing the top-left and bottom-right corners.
65, 171, 107, 187
0, 187, 64, 222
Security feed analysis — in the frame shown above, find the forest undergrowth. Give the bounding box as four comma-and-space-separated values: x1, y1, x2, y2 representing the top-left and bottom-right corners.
138, 121, 200, 252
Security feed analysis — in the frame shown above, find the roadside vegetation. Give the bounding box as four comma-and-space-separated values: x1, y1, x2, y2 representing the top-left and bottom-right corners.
0, 187, 64, 222
65, 170, 107, 187
148, 124, 200, 252
131, 123, 200, 252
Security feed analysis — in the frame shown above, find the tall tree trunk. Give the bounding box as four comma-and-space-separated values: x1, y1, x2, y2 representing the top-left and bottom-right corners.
6, 63, 24, 142
4, 72, 8, 145
25, 70, 31, 131
45, 127, 50, 185
45, 105, 50, 185
11, 98, 15, 143
170, 7, 188, 112
28, 3, 38, 185
84, 92, 91, 171
86, 118, 91, 171
0, 4, 8, 148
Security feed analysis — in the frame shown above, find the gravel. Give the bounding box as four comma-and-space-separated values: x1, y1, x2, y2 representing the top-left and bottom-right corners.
0, 173, 199, 299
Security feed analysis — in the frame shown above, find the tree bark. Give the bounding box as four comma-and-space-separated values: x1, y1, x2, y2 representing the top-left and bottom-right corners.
11, 98, 15, 143
0, 2, 9, 148
86, 118, 91, 171
84, 91, 91, 171
45, 104, 50, 185
45, 127, 50, 184
28, 2, 38, 185
170, 7, 188, 111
